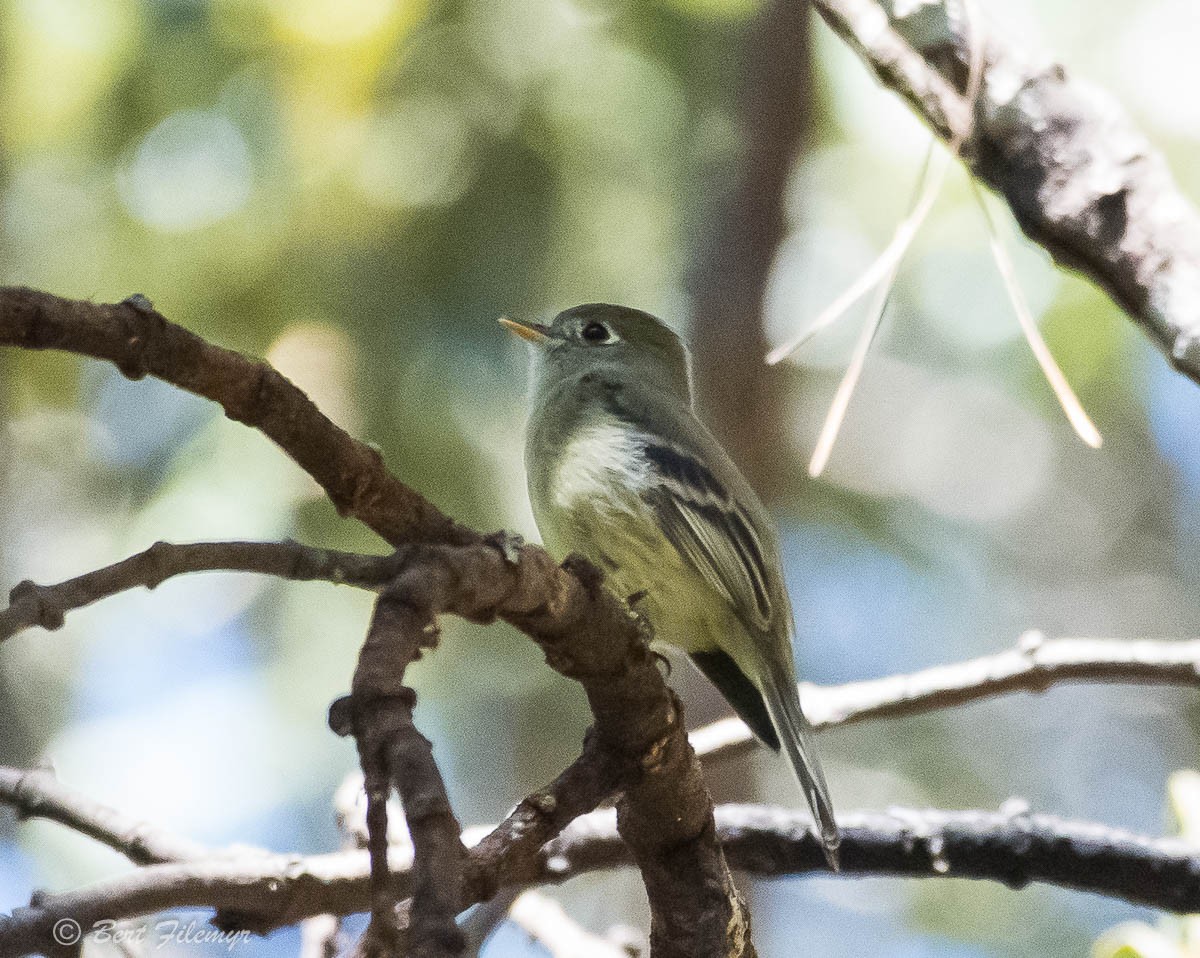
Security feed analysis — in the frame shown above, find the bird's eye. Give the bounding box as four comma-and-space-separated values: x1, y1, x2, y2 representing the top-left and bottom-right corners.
581, 322, 611, 343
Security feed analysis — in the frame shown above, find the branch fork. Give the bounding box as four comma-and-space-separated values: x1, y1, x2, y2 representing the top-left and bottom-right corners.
2, 266, 1199, 957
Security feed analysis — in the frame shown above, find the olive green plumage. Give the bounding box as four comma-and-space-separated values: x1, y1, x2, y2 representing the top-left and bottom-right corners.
505, 303, 840, 869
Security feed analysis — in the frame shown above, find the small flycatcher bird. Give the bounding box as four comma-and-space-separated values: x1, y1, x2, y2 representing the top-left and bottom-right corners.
502, 303, 840, 869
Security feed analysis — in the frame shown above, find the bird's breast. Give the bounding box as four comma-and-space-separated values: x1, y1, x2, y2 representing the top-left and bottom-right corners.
550, 418, 650, 512
531, 416, 737, 654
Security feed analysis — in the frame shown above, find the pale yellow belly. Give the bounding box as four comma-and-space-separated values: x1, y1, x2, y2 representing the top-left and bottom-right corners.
540, 494, 732, 656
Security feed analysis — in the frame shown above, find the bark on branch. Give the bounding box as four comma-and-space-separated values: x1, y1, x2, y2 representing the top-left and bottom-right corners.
328, 585, 468, 957
5, 539, 1194, 757
0, 287, 464, 547
5, 540, 1197, 945
0, 539, 401, 643
3, 767, 1197, 958
691, 632, 1200, 760
0, 286, 751, 958
809, 0, 1200, 383
4, 283, 1198, 956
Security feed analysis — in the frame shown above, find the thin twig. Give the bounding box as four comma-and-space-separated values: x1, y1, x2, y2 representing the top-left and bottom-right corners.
767, 0, 984, 368
0, 766, 210, 865
804, 147, 935, 476
4, 624, 1197, 954
972, 181, 1102, 448
460, 888, 522, 957
690, 632, 1200, 761
766, 149, 950, 366
0, 540, 401, 643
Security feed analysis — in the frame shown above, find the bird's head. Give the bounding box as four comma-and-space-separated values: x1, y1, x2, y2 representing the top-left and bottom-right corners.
500, 303, 692, 400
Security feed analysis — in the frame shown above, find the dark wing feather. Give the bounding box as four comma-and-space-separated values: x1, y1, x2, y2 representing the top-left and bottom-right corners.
689, 649, 780, 750
642, 442, 774, 633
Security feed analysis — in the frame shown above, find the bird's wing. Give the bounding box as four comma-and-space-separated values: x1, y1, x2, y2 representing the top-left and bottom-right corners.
639, 440, 775, 634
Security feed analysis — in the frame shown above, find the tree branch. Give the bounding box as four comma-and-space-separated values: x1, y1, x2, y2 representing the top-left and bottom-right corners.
0, 287, 752, 957
506, 891, 636, 958
690, 632, 1200, 760
0, 767, 210, 865
10, 540, 1189, 769
536, 804, 1200, 914
0, 287, 467, 547
8, 624, 1194, 952
4, 792, 1196, 958
808, 0, 1200, 383
318, 541, 752, 958
329, 584, 468, 957
7, 291, 1196, 954
0, 540, 401, 643
299, 914, 345, 958
466, 738, 617, 901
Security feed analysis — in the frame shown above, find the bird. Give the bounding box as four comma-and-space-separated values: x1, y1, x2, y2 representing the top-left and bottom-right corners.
501, 302, 840, 869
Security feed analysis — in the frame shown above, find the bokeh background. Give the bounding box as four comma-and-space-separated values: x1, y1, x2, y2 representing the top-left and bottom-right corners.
2, 0, 1200, 955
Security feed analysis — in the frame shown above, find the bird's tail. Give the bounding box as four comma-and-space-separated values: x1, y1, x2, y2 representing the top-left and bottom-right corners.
761, 672, 841, 870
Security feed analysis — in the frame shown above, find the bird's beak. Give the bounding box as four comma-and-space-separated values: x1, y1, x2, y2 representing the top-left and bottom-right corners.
499, 317, 551, 344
